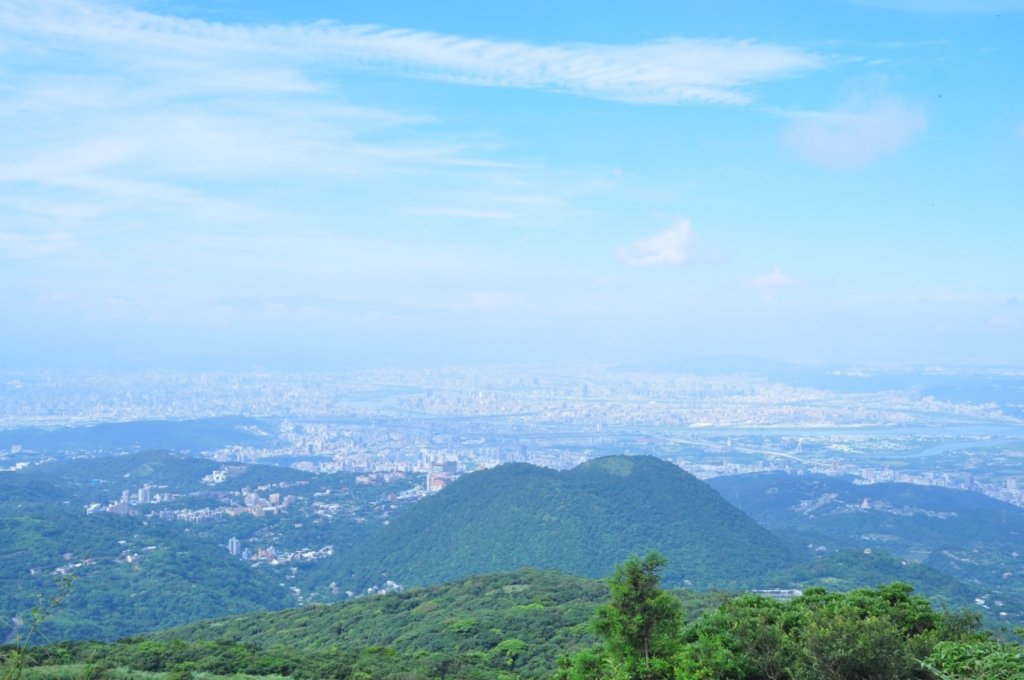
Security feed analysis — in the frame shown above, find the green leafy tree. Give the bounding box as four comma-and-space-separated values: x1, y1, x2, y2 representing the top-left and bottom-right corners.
924, 639, 1024, 679
677, 583, 986, 680
556, 551, 682, 680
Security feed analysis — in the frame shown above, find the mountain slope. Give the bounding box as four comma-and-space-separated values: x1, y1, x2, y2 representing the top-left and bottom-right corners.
36, 568, 1005, 680
325, 455, 797, 591
709, 471, 1024, 623
0, 416, 274, 456
22, 449, 313, 498
708, 472, 1024, 564
0, 471, 292, 642
152, 569, 609, 678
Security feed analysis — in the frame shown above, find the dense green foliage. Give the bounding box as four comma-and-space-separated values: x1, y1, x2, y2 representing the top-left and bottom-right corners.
153, 569, 608, 678
10, 566, 1024, 680
672, 583, 977, 680
10, 639, 514, 679
324, 456, 797, 592
556, 552, 682, 680
925, 638, 1024, 679
0, 475, 291, 642
741, 549, 976, 611
2, 450, 446, 643
559, 556, 1024, 680
8, 450, 1024, 663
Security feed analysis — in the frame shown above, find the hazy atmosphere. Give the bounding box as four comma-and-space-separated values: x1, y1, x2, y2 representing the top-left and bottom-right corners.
2, 0, 1022, 369
6, 5, 1024, 678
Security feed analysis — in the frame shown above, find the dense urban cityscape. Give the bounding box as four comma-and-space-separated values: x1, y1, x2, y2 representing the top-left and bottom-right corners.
2, 368, 1023, 508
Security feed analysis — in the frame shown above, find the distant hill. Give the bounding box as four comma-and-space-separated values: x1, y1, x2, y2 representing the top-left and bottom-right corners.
709, 471, 1024, 623
744, 548, 976, 604
24, 449, 312, 500
322, 455, 798, 591
0, 416, 274, 456
708, 471, 1024, 561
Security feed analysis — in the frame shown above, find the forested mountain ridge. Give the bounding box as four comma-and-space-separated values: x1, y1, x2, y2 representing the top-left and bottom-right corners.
0, 451, 376, 642
0, 478, 292, 642
0, 416, 274, 456
152, 569, 617, 678
5, 450, 1020, 648
322, 455, 798, 592
709, 470, 1024, 550
710, 471, 1024, 623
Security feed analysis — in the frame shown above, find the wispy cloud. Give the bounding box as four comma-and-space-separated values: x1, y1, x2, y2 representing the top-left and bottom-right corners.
850, 0, 1024, 12
750, 266, 800, 301
617, 219, 700, 267
782, 99, 927, 169
751, 267, 798, 288
0, 0, 824, 106
0, 230, 76, 258
400, 207, 514, 220
455, 291, 530, 313
991, 315, 1023, 330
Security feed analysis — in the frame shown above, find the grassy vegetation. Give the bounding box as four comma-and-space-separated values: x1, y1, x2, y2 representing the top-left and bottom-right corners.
6, 565, 1022, 680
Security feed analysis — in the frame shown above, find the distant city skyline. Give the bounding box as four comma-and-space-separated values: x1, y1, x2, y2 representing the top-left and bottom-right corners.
1, 0, 1022, 369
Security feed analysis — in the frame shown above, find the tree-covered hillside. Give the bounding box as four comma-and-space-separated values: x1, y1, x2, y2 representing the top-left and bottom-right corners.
710, 471, 1024, 623
321, 455, 797, 592
1, 450, 414, 642
153, 569, 612, 678
0, 474, 292, 642
7, 564, 1022, 680
558, 553, 1023, 680
0, 511, 293, 642
21, 450, 312, 499
709, 471, 1024, 554
0, 416, 274, 457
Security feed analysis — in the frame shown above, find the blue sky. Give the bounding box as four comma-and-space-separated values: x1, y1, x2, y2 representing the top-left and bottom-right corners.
0, 0, 1022, 370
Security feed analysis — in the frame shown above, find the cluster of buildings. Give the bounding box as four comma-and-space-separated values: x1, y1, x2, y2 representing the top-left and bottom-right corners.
226, 537, 333, 565
85, 484, 174, 516
425, 459, 460, 493
327, 579, 404, 599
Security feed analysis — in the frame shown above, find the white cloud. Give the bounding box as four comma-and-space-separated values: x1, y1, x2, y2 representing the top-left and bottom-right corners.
0, 0, 824, 105
750, 267, 800, 301
617, 219, 698, 267
751, 267, 798, 289
783, 99, 927, 169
